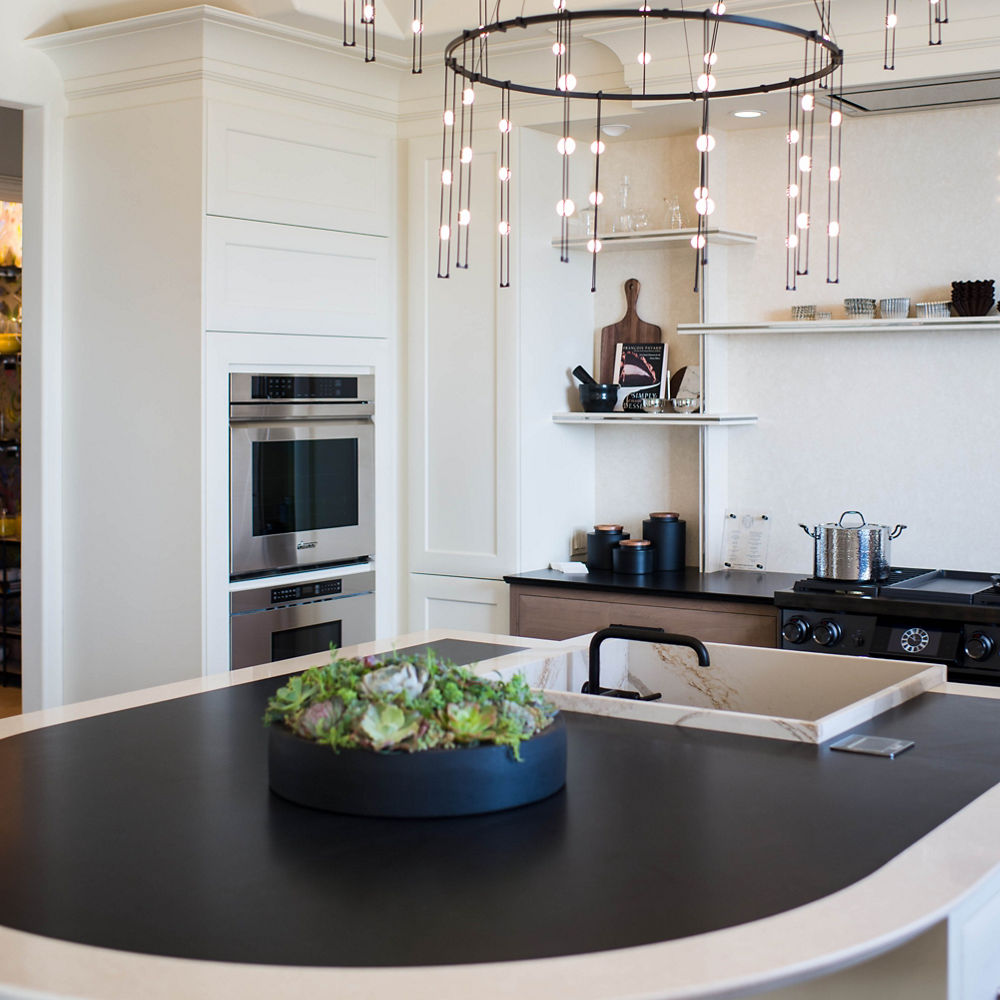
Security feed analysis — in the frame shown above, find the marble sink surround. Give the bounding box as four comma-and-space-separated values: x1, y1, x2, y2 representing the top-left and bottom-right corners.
483, 638, 946, 744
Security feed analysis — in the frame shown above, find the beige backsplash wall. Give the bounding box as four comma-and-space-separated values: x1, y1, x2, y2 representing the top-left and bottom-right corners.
590, 134, 703, 563
719, 103, 1000, 573
588, 106, 1000, 573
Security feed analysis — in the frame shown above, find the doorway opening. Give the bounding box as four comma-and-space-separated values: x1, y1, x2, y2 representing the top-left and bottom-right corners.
0, 105, 22, 719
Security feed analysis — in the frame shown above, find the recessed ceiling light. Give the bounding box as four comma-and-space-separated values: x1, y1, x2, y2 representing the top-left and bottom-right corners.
600, 123, 631, 137
732, 109, 766, 119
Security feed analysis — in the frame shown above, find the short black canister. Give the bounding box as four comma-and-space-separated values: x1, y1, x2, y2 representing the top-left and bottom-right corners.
586, 524, 629, 571
612, 538, 654, 575
642, 512, 686, 572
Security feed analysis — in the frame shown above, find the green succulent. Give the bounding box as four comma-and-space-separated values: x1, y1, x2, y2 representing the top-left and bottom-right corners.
263, 648, 557, 758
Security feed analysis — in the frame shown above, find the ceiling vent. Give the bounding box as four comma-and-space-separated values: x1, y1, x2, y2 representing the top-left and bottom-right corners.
830, 71, 1000, 116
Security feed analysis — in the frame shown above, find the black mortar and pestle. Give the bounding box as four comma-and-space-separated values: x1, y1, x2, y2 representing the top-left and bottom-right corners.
573, 365, 618, 412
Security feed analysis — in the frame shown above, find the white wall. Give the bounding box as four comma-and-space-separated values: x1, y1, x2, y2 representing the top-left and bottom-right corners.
589, 134, 703, 564
583, 105, 1000, 575
721, 104, 1000, 574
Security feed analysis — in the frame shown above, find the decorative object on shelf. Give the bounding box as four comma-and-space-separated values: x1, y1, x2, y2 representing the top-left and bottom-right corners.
612, 341, 667, 412
791, 305, 817, 321
844, 297, 877, 319
878, 297, 911, 319
663, 194, 684, 230
586, 523, 629, 571
915, 300, 952, 317
671, 397, 701, 414
599, 278, 662, 382
951, 280, 995, 317
578, 381, 618, 412
265, 650, 565, 818
613, 538, 654, 575
435, 5, 843, 292
643, 512, 686, 572
670, 366, 701, 412
816, 311, 833, 321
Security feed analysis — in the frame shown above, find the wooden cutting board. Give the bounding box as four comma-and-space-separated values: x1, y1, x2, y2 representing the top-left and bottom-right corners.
598, 278, 663, 382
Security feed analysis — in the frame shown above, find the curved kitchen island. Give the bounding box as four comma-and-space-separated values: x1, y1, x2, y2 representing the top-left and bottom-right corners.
1, 630, 999, 1000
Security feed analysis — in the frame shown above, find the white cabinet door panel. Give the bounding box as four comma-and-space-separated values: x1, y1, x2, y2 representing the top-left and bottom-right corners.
408, 575, 511, 635
406, 141, 517, 579
950, 870, 1000, 1000
206, 218, 389, 337
207, 102, 391, 236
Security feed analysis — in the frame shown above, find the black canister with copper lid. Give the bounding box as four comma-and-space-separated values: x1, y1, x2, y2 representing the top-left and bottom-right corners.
613, 538, 654, 575
642, 511, 686, 572
586, 524, 629, 571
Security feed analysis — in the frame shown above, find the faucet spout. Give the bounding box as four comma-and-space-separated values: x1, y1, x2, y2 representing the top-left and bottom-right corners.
585, 624, 711, 698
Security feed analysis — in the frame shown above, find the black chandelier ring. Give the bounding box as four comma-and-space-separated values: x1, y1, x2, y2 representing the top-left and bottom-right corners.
443, 9, 844, 103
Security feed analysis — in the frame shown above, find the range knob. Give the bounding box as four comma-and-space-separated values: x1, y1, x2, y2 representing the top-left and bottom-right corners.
965, 632, 995, 662
813, 620, 843, 647
782, 617, 812, 644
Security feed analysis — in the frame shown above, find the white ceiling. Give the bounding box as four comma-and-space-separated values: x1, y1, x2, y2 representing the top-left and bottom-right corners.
36, 0, 1000, 136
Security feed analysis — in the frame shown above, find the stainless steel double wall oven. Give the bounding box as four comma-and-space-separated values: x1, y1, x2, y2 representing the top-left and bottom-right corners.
229, 373, 375, 669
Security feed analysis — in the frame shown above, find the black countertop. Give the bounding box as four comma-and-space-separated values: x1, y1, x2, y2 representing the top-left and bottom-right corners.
2, 678, 999, 967
504, 567, 803, 604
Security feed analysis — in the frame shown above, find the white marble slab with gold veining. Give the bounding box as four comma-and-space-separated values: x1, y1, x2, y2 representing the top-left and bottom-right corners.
488, 637, 946, 744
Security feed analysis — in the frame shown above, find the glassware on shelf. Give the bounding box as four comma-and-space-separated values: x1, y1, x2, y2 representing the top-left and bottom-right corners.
632, 209, 649, 230
613, 175, 633, 233
663, 195, 684, 230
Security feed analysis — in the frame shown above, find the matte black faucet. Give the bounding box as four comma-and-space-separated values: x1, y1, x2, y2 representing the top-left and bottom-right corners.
584, 624, 711, 700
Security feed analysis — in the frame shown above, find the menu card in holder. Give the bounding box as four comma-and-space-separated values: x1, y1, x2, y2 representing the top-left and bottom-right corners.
722, 511, 771, 571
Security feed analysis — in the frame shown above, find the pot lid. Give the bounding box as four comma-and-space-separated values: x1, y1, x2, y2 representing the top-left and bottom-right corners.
620, 538, 652, 547
594, 524, 624, 532
649, 511, 680, 520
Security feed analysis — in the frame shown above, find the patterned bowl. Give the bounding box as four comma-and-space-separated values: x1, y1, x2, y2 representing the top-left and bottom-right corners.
879, 297, 910, 319
844, 297, 876, 318
915, 301, 951, 318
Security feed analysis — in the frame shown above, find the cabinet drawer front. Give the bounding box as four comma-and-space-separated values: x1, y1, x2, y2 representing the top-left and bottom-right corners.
954, 878, 1000, 1000
513, 593, 776, 646
207, 103, 391, 236
206, 218, 389, 337
408, 575, 510, 634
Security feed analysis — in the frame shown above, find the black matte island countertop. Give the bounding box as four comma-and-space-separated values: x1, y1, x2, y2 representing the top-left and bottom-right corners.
504, 567, 802, 603
1, 630, 999, 1000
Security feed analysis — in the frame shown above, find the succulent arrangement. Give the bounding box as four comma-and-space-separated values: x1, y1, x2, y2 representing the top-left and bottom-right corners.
264, 650, 558, 760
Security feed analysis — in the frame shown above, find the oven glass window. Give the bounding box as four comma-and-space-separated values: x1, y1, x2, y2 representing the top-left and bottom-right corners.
271, 619, 343, 662
252, 439, 359, 536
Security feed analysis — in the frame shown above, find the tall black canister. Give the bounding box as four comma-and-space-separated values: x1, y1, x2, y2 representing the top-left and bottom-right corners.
642, 512, 686, 571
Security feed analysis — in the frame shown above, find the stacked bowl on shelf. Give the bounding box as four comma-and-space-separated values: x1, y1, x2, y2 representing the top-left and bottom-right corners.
951, 280, 995, 316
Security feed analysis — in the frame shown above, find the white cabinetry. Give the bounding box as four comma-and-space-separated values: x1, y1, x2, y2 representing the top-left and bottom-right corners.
949, 867, 1000, 1000
405, 127, 596, 631
205, 218, 390, 337
206, 101, 391, 236
38, 9, 399, 699
408, 575, 510, 634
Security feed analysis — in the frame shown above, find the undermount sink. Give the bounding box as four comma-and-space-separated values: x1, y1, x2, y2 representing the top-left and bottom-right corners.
484, 638, 946, 744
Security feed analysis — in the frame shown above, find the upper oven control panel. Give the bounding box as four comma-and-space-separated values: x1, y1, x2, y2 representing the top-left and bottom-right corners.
229, 372, 374, 419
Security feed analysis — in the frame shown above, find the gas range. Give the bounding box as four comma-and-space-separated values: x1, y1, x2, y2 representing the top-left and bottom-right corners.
774, 568, 1000, 687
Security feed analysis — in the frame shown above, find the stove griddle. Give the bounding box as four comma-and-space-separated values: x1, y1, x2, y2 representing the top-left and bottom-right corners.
884, 570, 1000, 605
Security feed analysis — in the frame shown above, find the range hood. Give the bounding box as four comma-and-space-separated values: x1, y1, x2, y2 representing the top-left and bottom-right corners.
830, 71, 1000, 116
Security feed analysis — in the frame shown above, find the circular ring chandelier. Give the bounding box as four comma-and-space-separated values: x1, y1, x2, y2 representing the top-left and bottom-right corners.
435, 3, 845, 292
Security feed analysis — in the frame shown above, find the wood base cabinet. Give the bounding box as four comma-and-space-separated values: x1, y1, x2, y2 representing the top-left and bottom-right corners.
508, 583, 778, 647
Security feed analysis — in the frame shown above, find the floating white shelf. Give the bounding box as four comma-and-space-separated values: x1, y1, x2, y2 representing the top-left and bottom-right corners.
678, 316, 1000, 336
550, 227, 757, 252
552, 412, 757, 426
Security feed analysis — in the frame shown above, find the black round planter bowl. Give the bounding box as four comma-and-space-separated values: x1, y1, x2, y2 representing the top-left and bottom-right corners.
268, 715, 567, 818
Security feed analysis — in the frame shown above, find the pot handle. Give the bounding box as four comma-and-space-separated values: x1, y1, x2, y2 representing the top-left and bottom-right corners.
838, 510, 866, 528
799, 523, 819, 539
889, 524, 907, 539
